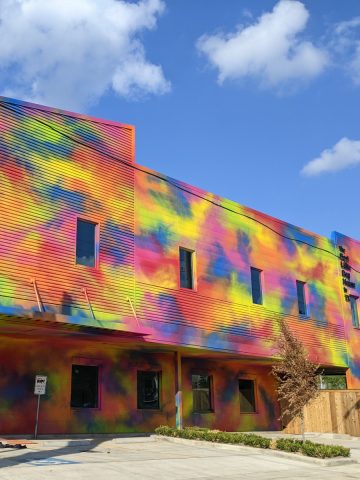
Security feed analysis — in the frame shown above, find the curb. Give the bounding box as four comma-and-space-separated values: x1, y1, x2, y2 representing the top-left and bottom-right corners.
155, 436, 357, 467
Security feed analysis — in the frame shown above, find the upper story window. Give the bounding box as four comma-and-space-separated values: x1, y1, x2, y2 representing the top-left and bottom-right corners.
76, 219, 97, 267
296, 280, 308, 316
179, 247, 195, 289
250, 267, 263, 305
349, 295, 359, 328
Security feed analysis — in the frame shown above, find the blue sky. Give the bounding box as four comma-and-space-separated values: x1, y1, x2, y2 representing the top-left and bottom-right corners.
1, 0, 360, 239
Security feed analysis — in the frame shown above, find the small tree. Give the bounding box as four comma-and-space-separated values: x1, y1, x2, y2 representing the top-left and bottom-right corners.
272, 319, 320, 440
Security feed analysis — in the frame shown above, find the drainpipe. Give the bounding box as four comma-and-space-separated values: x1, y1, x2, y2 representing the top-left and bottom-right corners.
175, 351, 183, 429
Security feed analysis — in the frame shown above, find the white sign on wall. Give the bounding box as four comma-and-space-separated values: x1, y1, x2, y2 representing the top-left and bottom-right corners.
34, 375, 47, 395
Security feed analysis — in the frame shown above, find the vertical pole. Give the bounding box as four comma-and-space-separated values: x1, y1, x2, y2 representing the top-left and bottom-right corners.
127, 296, 141, 328
175, 351, 183, 430
34, 394, 41, 439
32, 279, 44, 312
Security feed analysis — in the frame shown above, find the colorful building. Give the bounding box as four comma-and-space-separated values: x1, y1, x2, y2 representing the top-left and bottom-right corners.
0, 96, 359, 435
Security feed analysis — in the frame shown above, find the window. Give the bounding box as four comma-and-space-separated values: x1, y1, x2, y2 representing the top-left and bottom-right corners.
319, 375, 347, 390
349, 295, 359, 328
179, 247, 194, 289
192, 375, 212, 412
239, 379, 256, 413
296, 280, 307, 315
250, 267, 262, 305
137, 371, 160, 409
76, 219, 97, 267
318, 368, 347, 390
71, 365, 99, 408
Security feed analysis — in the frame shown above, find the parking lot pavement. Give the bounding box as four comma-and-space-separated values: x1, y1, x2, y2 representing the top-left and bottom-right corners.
0, 437, 359, 480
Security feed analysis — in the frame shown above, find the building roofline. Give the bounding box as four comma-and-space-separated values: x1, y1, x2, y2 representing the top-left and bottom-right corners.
0, 96, 351, 246
135, 160, 336, 246
0, 95, 135, 132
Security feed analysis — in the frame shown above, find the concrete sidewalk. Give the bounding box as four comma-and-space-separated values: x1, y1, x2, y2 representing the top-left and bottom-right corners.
22, 430, 360, 462
0, 434, 359, 480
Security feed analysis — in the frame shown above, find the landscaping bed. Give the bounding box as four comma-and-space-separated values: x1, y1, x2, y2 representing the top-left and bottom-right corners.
155, 426, 350, 459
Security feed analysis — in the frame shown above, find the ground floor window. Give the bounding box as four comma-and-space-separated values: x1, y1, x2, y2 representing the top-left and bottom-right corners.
319, 375, 347, 390
239, 379, 256, 413
71, 364, 99, 408
318, 367, 348, 390
137, 371, 160, 409
192, 374, 213, 412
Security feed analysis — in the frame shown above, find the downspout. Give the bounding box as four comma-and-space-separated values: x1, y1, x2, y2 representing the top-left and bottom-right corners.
175, 351, 183, 429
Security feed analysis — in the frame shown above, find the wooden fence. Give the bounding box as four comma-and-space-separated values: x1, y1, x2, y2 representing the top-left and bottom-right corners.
283, 390, 360, 437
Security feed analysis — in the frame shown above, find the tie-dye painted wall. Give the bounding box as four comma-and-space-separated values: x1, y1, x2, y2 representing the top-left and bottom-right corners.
0, 96, 359, 435
332, 232, 360, 388
134, 168, 353, 381
0, 97, 137, 330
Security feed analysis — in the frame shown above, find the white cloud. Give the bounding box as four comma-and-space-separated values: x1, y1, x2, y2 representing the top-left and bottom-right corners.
301, 138, 360, 176
197, 0, 328, 89
334, 17, 360, 37
0, 0, 170, 110
331, 17, 360, 85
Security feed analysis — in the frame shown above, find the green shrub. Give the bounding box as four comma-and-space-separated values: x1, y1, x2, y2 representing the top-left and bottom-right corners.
155, 426, 270, 449
155, 425, 173, 436
275, 437, 350, 458
240, 433, 271, 449
301, 441, 350, 459
186, 426, 209, 432
276, 438, 303, 453
155, 427, 350, 458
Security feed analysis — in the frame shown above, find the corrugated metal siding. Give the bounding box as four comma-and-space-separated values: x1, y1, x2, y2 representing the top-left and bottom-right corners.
332, 232, 360, 388
0, 98, 134, 163
0, 97, 352, 371
134, 168, 348, 364
135, 282, 347, 363
0, 98, 135, 327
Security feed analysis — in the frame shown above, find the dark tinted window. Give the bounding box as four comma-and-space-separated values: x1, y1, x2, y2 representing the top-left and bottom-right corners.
296, 280, 307, 315
239, 379, 256, 413
180, 248, 194, 289
137, 371, 160, 409
350, 296, 359, 328
192, 374, 212, 412
251, 267, 262, 305
76, 219, 97, 267
71, 365, 98, 408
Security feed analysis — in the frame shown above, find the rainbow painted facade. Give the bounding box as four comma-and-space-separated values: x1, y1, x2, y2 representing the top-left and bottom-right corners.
0, 96, 359, 435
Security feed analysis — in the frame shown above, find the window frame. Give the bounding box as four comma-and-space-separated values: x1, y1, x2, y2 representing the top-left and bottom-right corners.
75, 217, 99, 268
238, 377, 258, 415
296, 280, 309, 316
137, 370, 161, 410
179, 247, 196, 290
349, 295, 359, 328
70, 360, 101, 410
250, 267, 263, 305
191, 374, 214, 413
